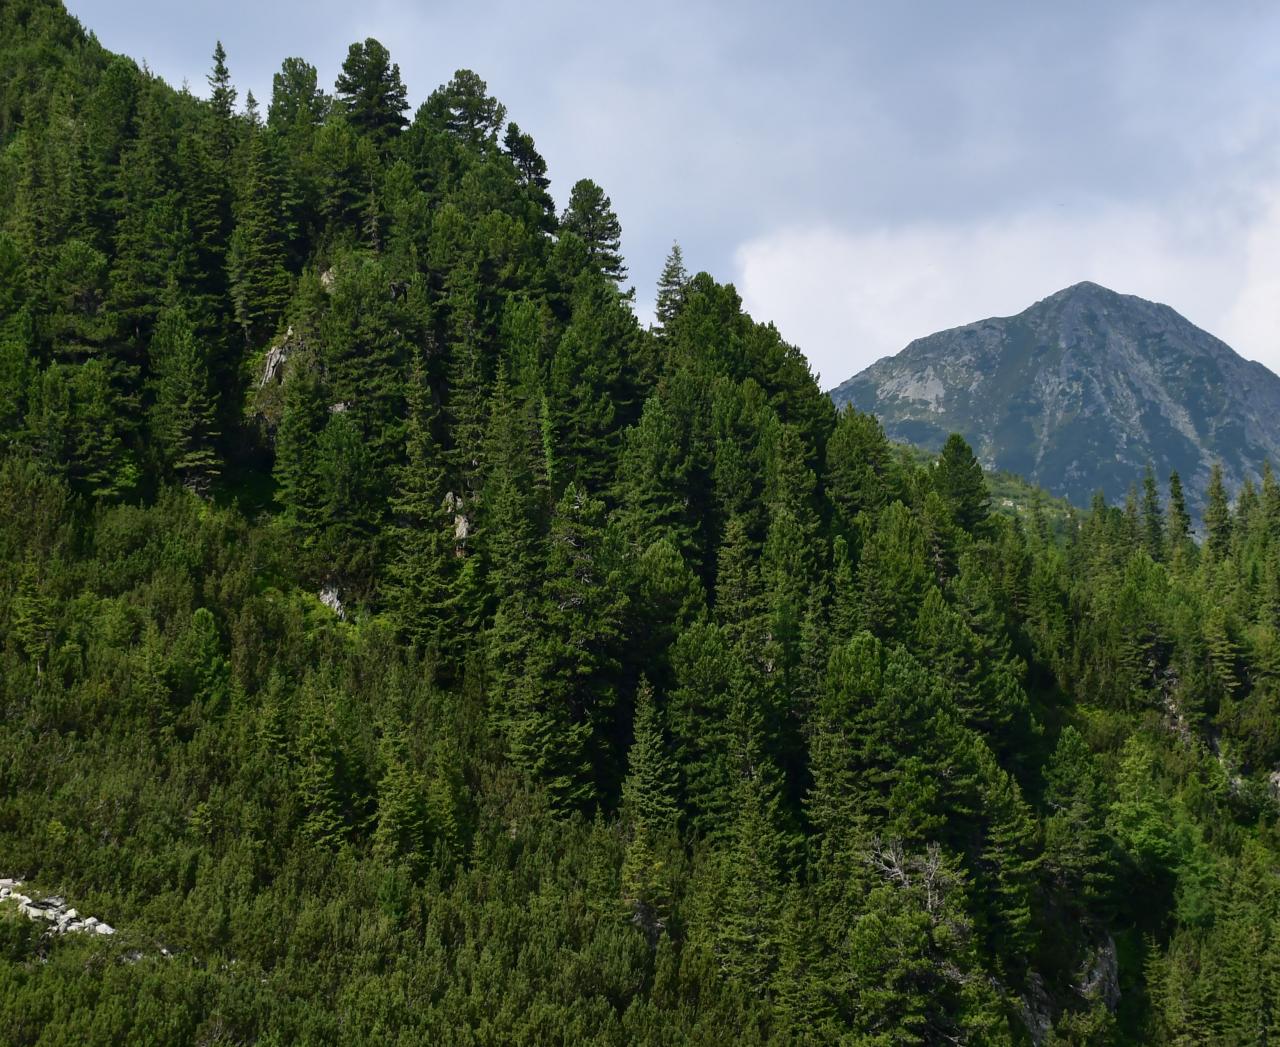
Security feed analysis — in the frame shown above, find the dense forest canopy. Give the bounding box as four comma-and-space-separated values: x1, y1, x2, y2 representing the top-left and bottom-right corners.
2, 2, 1279, 1043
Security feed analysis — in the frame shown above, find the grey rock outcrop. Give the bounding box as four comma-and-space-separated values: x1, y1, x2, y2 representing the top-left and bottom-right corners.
0, 879, 114, 936
1076, 934, 1120, 1012
319, 585, 346, 620
258, 326, 295, 388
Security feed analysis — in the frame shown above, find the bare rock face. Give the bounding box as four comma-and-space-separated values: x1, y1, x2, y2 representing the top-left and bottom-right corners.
259, 325, 295, 388
831, 281, 1280, 518
1019, 972, 1055, 1046
319, 585, 346, 620
252, 325, 311, 437
1076, 934, 1121, 1012
443, 492, 471, 551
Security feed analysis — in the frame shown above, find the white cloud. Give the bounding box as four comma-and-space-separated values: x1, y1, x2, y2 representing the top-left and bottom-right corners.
734, 195, 1280, 387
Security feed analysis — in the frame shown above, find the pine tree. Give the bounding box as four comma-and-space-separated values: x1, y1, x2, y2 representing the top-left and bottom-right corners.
420, 70, 506, 147
526, 483, 628, 802
548, 276, 642, 493
268, 57, 329, 137
296, 695, 347, 849
1264, 461, 1280, 545
334, 38, 408, 149
666, 620, 737, 835
149, 304, 220, 494
714, 703, 787, 992
856, 501, 931, 642
561, 178, 627, 284
973, 744, 1038, 967
274, 364, 330, 541
614, 392, 699, 558
826, 406, 898, 531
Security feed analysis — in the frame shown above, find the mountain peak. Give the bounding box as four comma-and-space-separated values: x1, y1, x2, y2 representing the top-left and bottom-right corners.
831, 286, 1280, 513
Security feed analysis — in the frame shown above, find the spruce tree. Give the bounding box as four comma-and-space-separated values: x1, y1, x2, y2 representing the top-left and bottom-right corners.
654, 242, 688, 332
227, 128, 295, 345
1167, 469, 1192, 553
1204, 462, 1232, 561
388, 353, 458, 660
934, 432, 990, 533
621, 680, 680, 943
12, 561, 54, 679
207, 41, 237, 121
149, 304, 220, 494
1141, 462, 1164, 561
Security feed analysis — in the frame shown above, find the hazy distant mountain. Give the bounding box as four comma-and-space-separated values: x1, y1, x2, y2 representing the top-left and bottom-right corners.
830, 281, 1280, 515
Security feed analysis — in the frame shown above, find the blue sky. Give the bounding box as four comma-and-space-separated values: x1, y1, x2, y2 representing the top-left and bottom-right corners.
67, 1, 1280, 383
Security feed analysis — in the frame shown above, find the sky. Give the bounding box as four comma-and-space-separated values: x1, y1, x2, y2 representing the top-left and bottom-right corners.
67, 0, 1280, 385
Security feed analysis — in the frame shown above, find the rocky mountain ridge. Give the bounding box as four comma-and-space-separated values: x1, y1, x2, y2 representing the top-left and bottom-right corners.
830, 282, 1280, 515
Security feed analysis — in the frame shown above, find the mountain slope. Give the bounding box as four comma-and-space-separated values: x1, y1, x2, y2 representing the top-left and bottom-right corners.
830, 281, 1280, 513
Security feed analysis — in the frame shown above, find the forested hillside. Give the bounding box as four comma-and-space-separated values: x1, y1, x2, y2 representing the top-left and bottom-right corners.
2, 2, 1279, 1043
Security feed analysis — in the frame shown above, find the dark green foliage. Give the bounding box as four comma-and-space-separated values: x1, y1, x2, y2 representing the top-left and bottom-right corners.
561, 178, 627, 284
4, 7, 1280, 1044
420, 69, 507, 147
654, 241, 688, 332
935, 431, 990, 533
268, 57, 329, 136
621, 680, 681, 942
334, 38, 408, 149
148, 304, 220, 493
227, 128, 295, 345
1204, 462, 1232, 561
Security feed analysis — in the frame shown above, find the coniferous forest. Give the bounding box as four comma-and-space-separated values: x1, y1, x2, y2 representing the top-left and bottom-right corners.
3, 3, 1280, 1043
